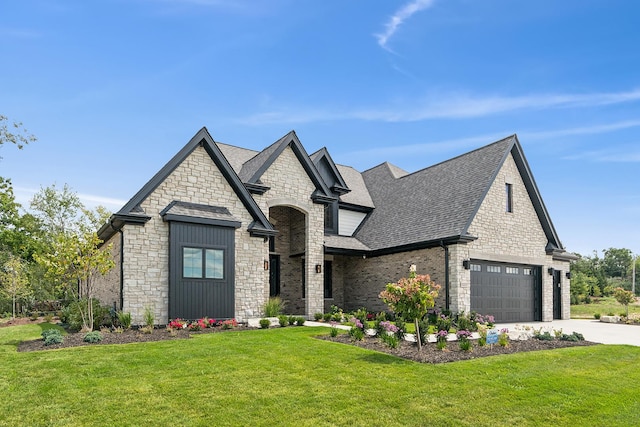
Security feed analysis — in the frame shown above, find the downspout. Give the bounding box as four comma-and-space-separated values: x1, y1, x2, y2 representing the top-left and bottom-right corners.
119, 228, 124, 311
440, 241, 450, 312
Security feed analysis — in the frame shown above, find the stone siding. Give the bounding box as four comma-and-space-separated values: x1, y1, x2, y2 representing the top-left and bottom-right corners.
255, 146, 325, 318
460, 152, 571, 320
120, 146, 268, 324
93, 232, 122, 309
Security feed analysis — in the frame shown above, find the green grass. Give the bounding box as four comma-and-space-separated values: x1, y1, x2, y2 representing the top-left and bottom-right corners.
571, 296, 640, 318
1, 324, 640, 426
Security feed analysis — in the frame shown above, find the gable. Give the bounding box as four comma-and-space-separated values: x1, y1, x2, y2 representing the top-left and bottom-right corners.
98, 128, 275, 241
466, 152, 549, 258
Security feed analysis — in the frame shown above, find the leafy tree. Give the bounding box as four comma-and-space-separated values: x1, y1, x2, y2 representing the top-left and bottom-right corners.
0, 177, 44, 261
30, 183, 84, 238
379, 266, 440, 351
0, 115, 36, 154
36, 231, 114, 331
0, 255, 31, 319
602, 248, 633, 280
613, 287, 636, 317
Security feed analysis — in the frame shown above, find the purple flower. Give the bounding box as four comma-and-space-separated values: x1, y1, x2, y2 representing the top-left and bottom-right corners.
456, 330, 472, 339
500, 328, 509, 334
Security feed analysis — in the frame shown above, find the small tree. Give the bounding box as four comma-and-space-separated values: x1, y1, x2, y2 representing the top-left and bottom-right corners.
613, 287, 636, 317
379, 265, 440, 351
36, 231, 114, 331
0, 255, 31, 319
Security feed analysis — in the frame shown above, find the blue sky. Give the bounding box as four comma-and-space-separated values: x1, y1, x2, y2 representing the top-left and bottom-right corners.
1, 0, 639, 256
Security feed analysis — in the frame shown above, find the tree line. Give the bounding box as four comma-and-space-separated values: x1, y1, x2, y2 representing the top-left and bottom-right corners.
570, 248, 639, 304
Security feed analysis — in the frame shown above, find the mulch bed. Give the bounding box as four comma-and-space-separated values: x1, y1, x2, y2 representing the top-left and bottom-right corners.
17, 326, 250, 353
318, 334, 598, 364
15, 321, 598, 363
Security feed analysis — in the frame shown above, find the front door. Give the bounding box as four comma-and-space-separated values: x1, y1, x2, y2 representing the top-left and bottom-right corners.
269, 254, 281, 297
553, 270, 562, 319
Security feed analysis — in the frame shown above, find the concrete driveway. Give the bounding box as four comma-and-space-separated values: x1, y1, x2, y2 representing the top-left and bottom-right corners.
499, 319, 640, 346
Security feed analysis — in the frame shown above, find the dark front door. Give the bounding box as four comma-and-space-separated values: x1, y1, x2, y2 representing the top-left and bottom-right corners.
169, 222, 235, 320
470, 261, 541, 323
553, 270, 562, 319
269, 254, 281, 297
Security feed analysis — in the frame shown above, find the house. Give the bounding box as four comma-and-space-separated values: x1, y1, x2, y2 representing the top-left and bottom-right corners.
95, 128, 575, 324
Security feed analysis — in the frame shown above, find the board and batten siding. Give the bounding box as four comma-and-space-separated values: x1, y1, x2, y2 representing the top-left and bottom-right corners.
338, 209, 367, 236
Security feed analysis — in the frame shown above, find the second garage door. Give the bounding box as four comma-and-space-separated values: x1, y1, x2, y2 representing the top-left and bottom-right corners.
470, 261, 541, 323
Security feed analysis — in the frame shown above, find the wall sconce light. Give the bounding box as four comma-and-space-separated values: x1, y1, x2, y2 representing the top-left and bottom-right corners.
565, 272, 571, 279
315, 264, 322, 274
462, 260, 470, 270
548, 267, 555, 276
264, 260, 269, 271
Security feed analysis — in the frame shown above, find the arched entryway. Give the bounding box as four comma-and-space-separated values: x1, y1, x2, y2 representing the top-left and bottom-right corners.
268, 205, 307, 314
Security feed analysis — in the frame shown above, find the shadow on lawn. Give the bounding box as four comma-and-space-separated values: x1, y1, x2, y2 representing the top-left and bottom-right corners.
358, 352, 412, 365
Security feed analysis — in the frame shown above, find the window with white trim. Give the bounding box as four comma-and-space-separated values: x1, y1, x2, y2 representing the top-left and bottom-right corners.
506, 267, 519, 275
487, 265, 502, 273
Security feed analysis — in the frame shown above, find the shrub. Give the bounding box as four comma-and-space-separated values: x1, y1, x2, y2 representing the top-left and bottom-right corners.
264, 297, 286, 317
288, 315, 297, 326
351, 307, 368, 328
349, 325, 364, 341
295, 317, 305, 326
594, 313, 601, 320
259, 318, 271, 329
534, 331, 554, 341
277, 315, 289, 327
456, 330, 473, 351
381, 332, 400, 349
314, 312, 323, 321
62, 299, 112, 331
455, 312, 474, 332
44, 313, 54, 323
168, 318, 187, 329
436, 314, 452, 333
117, 311, 132, 329
323, 313, 332, 322
394, 319, 407, 341
220, 319, 238, 329
83, 331, 103, 343
329, 323, 339, 337
42, 329, 64, 346
561, 332, 585, 342
143, 307, 155, 328
498, 328, 509, 347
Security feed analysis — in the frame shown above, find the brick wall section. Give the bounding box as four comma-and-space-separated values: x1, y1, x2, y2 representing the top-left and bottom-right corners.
324, 255, 345, 313
255, 146, 325, 318
342, 247, 446, 313
461, 152, 571, 320
93, 232, 122, 308
120, 146, 267, 325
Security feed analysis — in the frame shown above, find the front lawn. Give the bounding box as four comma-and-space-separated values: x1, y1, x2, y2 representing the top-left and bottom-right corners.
571, 296, 640, 319
1, 324, 639, 426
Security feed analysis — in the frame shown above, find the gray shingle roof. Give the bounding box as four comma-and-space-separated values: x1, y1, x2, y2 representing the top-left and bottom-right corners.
217, 143, 257, 174
324, 234, 371, 252
160, 201, 240, 223
355, 136, 516, 251
336, 164, 374, 208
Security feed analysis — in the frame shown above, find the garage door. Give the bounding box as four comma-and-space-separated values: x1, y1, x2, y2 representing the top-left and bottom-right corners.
470, 261, 541, 323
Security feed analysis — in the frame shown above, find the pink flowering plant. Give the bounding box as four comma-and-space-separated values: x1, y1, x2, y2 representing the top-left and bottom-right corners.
221, 319, 238, 330
379, 265, 441, 351
456, 329, 473, 351
348, 317, 365, 341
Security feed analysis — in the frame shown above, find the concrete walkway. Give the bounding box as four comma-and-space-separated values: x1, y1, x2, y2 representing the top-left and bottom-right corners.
498, 319, 640, 347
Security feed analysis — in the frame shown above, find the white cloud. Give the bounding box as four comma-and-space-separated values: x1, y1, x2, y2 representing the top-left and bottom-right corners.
375, 0, 436, 51
562, 147, 640, 163
235, 88, 640, 125
13, 186, 126, 213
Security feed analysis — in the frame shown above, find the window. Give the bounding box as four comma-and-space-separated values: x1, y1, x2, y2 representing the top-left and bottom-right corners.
470, 264, 482, 272
487, 265, 501, 273
182, 247, 224, 279
523, 268, 532, 276
506, 267, 519, 275
506, 183, 513, 213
